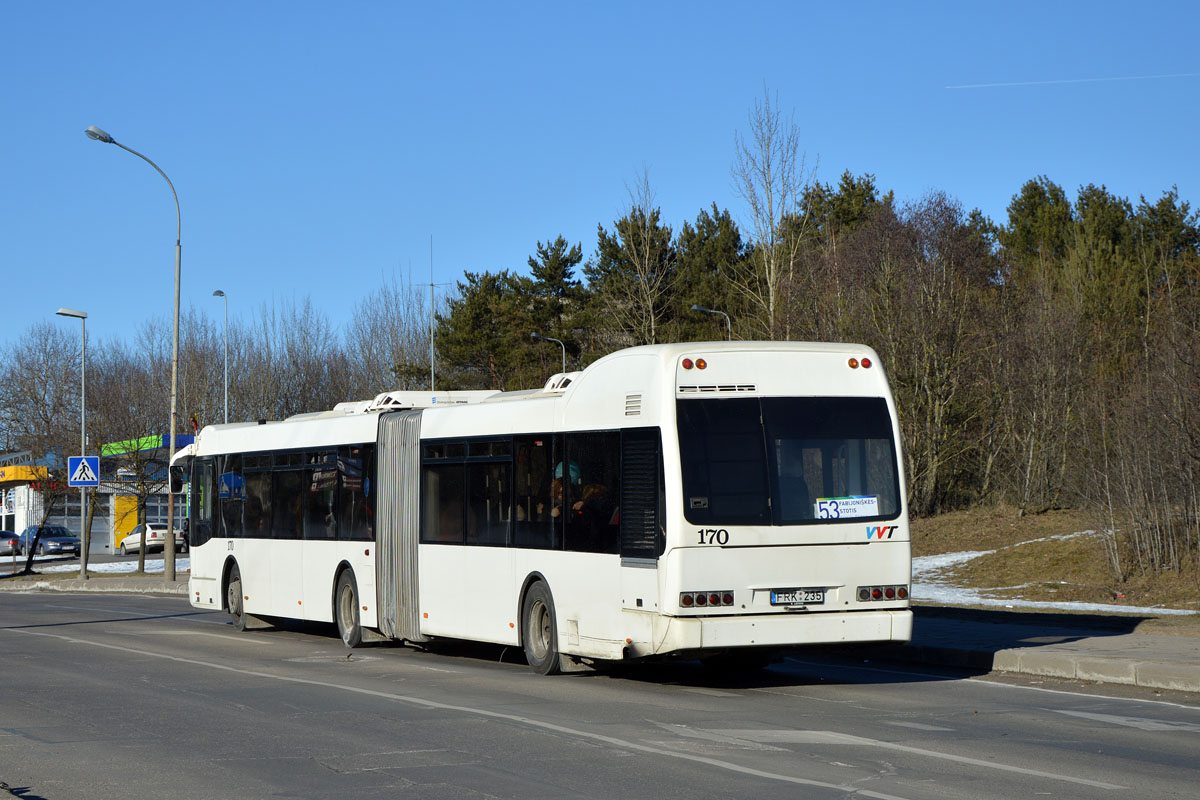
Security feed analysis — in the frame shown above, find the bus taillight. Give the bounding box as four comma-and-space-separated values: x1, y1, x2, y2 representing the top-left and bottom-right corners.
680, 591, 735, 608
857, 584, 908, 602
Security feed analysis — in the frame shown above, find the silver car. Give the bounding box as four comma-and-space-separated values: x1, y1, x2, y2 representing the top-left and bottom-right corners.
15, 526, 81, 557
0, 531, 18, 556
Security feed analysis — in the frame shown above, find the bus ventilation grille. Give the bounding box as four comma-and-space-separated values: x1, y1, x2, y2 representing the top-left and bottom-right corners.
624, 394, 642, 415
677, 384, 757, 394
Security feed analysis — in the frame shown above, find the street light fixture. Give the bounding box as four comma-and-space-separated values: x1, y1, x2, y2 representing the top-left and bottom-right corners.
691, 304, 732, 341
213, 290, 228, 424
55, 307, 89, 579
531, 332, 566, 375
86, 125, 182, 581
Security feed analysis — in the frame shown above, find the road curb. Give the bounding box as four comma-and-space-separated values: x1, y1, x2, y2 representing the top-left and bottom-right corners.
884, 641, 1200, 693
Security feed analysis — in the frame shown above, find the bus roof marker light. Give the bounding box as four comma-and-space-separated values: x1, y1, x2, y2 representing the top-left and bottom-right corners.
848, 358, 859, 369
861, 357, 872, 368
696, 358, 707, 369
682, 358, 694, 370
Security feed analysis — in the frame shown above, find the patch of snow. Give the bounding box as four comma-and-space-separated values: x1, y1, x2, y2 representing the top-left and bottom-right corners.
2, 557, 189, 577
913, 550, 1198, 616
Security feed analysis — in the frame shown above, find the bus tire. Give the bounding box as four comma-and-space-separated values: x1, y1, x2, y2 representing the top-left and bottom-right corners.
521, 582, 561, 675
336, 570, 363, 648
227, 564, 247, 632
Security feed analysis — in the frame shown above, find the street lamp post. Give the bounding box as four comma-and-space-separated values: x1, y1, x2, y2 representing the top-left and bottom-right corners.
691, 304, 733, 341
531, 332, 566, 375
86, 125, 182, 581
56, 308, 88, 580
213, 290, 228, 424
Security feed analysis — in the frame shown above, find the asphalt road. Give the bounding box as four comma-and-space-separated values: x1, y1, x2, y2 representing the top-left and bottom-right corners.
3, 592, 1199, 800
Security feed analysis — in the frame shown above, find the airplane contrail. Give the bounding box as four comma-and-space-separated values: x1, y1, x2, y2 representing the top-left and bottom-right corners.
946, 72, 1200, 89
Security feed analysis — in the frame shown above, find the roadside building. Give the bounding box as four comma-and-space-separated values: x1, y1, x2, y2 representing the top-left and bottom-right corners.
0, 435, 192, 553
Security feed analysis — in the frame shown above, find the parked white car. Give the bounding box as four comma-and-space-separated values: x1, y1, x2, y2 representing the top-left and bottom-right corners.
120, 523, 187, 555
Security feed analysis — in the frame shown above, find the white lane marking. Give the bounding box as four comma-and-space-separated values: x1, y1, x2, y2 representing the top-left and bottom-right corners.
884, 721, 954, 732
46, 603, 183, 615
126, 630, 275, 645
677, 686, 739, 697
648, 721, 786, 751
1053, 710, 1200, 733
2, 626, 912, 800
706, 729, 1124, 789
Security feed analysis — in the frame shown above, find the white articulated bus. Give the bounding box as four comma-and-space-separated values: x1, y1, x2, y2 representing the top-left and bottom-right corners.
178, 342, 911, 673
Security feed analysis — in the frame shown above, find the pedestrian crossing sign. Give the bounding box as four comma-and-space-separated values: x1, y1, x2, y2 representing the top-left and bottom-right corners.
68, 456, 100, 487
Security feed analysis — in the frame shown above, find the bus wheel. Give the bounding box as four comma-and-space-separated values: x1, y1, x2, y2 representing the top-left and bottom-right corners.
336, 571, 363, 648
227, 565, 247, 632
521, 582, 561, 675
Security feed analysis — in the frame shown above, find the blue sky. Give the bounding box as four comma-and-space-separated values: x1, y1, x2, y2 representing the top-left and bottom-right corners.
4, 1, 1198, 345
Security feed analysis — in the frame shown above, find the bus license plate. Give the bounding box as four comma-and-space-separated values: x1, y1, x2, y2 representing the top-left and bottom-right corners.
770, 588, 825, 605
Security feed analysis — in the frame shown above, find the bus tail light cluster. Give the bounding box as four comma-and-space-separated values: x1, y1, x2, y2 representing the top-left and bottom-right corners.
680, 590, 735, 608
848, 357, 873, 369
857, 585, 908, 602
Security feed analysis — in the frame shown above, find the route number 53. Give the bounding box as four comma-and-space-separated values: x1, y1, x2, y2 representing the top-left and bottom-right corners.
816, 500, 841, 519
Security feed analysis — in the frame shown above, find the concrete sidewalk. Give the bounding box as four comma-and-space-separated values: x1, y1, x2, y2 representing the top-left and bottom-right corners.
2, 574, 1197, 693
887, 606, 1200, 693
0, 573, 189, 596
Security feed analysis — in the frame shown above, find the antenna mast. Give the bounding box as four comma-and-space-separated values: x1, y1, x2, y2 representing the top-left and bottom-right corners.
429, 235, 435, 392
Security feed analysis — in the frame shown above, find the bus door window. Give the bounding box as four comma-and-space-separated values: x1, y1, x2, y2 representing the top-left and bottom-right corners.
466, 439, 511, 547
191, 456, 215, 547
216, 453, 245, 538
304, 450, 338, 540
512, 435, 559, 549
338, 445, 375, 541
243, 455, 272, 538
564, 432, 620, 554
620, 427, 665, 559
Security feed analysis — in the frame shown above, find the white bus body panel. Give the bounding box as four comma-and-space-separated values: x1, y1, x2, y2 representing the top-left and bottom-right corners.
186, 343, 911, 664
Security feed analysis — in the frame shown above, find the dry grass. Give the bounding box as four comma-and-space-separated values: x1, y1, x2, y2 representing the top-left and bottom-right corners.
912, 505, 1200, 636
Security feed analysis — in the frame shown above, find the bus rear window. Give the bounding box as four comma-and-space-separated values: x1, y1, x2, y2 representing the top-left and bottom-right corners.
677, 397, 900, 526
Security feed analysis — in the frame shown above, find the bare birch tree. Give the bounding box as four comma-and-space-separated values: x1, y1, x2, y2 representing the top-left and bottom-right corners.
345, 273, 431, 395
585, 169, 676, 347
730, 88, 815, 339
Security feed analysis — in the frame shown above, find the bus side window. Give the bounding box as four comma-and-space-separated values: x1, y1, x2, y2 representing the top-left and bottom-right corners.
303, 451, 338, 540
421, 463, 464, 544
243, 470, 272, 538
512, 435, 559, 550
466, 461, 510, 546
338, 445, 375, 542
272, 470, 304, 540
564, 432, 620, 554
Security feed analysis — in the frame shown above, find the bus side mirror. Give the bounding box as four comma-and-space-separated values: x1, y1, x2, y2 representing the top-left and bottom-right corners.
170, 464, 187, 493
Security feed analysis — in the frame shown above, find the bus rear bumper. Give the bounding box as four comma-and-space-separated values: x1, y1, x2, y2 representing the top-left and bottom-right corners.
638, 608, 913, 657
